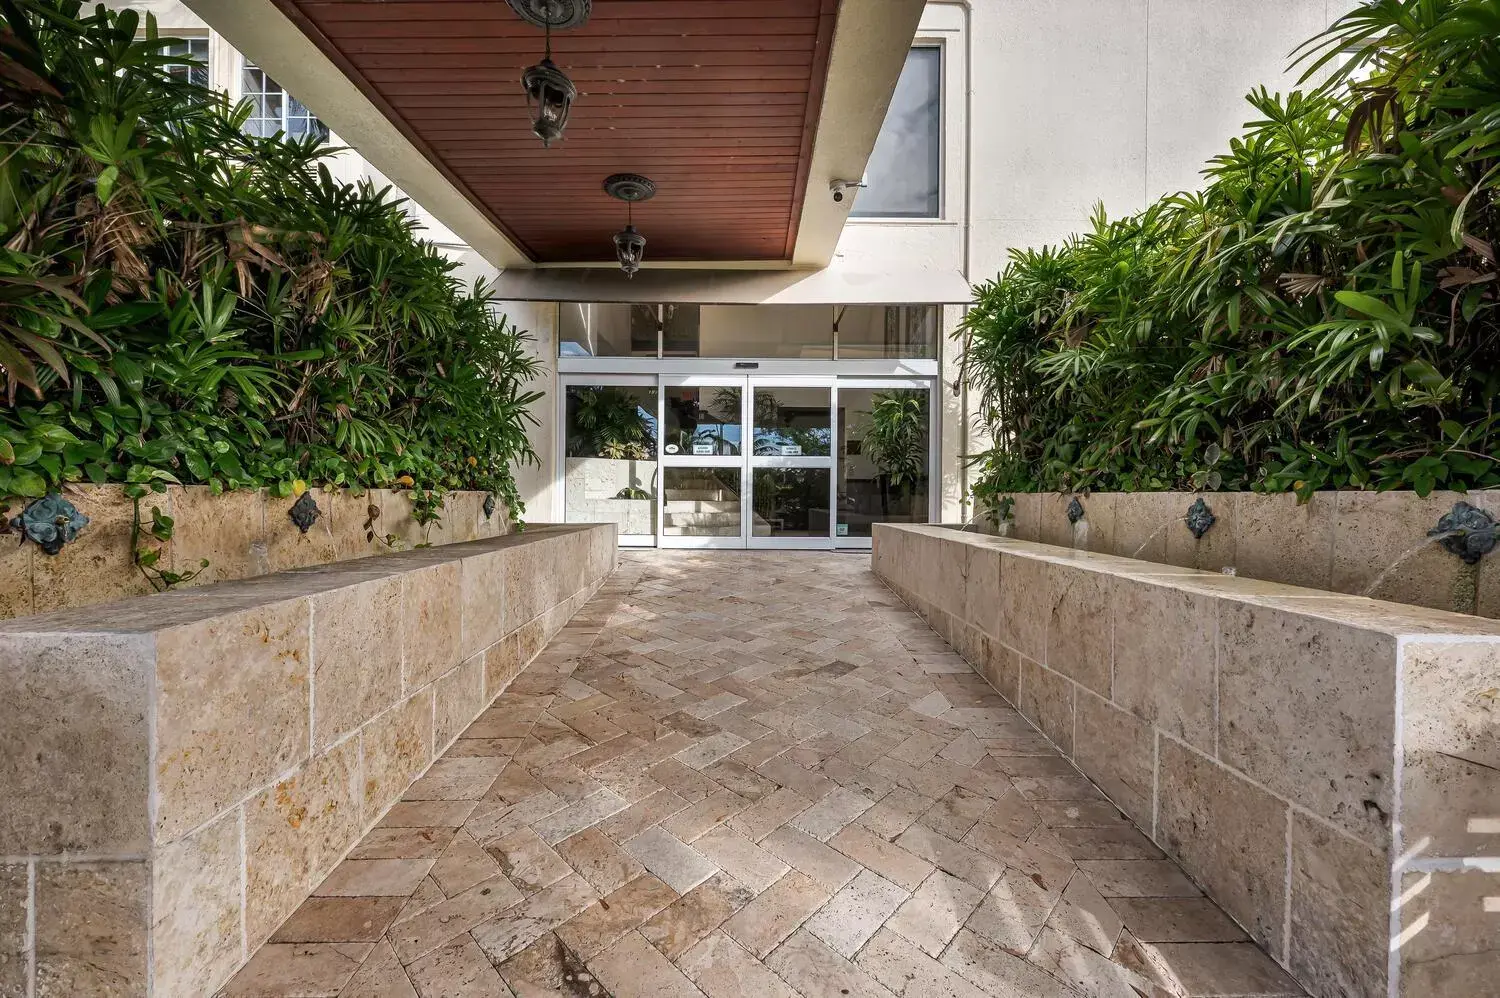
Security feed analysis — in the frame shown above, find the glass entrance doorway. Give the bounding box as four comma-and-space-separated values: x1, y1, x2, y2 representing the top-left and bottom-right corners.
561, 371, 934, 549
748, 379, 835, 548
661, 377, 746, 549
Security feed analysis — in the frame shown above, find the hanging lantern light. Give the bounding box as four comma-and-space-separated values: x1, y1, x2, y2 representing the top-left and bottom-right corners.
604, 174, 656, 278
509, 0, 590, 147
521, 55, 575, 147
613, 225, 647, 277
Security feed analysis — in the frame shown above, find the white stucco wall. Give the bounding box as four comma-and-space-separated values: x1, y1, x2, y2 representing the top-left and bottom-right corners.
834, 0, 1355, 283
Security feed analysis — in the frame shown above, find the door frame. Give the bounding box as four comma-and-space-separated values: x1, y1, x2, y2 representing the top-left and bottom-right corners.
658, 374, 751, 549
832, 377, 938, 550
746, 375, 838, 550
557, 374, 660, 548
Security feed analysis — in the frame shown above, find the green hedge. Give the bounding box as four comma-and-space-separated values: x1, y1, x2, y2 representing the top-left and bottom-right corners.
0, 1, 541, 515
961, 0, 1500, 510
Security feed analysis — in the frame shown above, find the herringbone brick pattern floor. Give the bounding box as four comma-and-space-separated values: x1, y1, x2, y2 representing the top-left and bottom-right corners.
219, 551, 1304, 998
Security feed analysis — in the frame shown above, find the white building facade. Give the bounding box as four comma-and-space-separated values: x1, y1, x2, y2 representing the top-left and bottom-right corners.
114, 0, 1354, 547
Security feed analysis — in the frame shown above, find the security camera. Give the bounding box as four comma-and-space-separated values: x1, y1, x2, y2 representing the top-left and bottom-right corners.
830, 179, 866, 204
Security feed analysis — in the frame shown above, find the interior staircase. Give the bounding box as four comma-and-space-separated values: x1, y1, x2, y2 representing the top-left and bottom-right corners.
662, 472, 744, 536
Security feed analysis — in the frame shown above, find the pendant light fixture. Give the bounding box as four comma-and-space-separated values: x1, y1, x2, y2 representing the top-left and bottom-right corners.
604, 173, 656, 278
509, 0, 589, 147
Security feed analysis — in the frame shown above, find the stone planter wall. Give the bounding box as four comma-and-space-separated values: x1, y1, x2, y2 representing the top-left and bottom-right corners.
982, 489, 1500, 618
0, 523, 615, 997
0, 485, 507, 622
874, 523, 1497, 998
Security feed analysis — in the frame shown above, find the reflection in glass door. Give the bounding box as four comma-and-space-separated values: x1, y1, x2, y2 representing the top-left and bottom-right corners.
561, 377, 659, 547
748, 380, 835, 547
835, 380, 933, 547
659, 378, 748, 548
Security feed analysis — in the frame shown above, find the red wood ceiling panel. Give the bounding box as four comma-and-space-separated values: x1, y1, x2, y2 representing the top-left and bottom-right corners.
280, 0, 839, 263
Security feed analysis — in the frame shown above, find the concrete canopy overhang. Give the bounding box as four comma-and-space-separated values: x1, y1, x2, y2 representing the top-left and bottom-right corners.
487, 265, 973, 306
182, 0, 926, 271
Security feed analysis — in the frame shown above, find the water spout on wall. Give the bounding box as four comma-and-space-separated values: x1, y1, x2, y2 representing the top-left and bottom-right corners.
1132, 517, 1188, 559
1361, 531, 1460, 598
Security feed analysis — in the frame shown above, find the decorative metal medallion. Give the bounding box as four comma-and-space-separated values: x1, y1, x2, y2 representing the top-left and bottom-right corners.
1430, 501, 1497, 565
483, 493, 497, 521
605, 175, 655, 277
1066, 496, 1085, 524
506, 0, 591, 29
603, 174, 657, 203
1185, 497, 1217, 540
10, 492, 89, 556
288, 491, 323, 534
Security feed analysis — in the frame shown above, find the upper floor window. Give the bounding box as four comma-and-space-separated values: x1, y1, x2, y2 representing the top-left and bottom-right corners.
851, 46, 941, 219
242, 61, 328, 141
165, 37, 209, 88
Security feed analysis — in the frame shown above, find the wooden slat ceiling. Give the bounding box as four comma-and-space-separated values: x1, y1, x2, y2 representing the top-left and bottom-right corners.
277, 0, 840, 263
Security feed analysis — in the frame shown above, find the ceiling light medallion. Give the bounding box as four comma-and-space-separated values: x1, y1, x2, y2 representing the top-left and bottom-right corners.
510, 0, 590, 147
604, 173, 656, 278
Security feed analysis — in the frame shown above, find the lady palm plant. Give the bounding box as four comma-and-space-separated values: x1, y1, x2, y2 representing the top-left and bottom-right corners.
962, 0, 1499, 507
566, 387, 654, 461
0, 0, 542, 515
862, 390, 929, 511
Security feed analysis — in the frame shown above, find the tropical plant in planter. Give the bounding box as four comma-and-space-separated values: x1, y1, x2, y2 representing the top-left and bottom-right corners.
861, 389, 929, 517
0, 0, 542, 518
960, 0, 1500, 507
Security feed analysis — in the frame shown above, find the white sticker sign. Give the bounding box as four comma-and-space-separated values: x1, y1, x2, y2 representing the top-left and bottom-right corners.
779, 444, 802, 457
692, 444, 714, 456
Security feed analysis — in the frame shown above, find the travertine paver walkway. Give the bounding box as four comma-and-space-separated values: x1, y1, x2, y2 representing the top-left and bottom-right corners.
220, 551, 1305, 998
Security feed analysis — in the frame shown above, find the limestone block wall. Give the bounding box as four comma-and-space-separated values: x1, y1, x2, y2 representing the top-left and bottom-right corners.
874, 523, 1498, 998
0, 524, 615, 997
982, 489, 1500, 618
0, 486, 509, 621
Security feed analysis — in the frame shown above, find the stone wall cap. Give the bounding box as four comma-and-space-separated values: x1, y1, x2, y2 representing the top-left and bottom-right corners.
0, 523, 604, 636
877, 523, 1500, 639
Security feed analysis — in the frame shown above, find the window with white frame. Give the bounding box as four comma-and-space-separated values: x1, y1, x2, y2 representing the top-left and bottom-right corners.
164, 37, 209, 88
851, 46, 941, 219
241, 60, 328, 141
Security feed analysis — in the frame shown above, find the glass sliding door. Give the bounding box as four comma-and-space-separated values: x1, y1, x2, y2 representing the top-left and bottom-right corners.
659, 377, 749, 548
748, 379, 836, 547
556, 369, 937, 551
834, 379, 934, 548
561, 376, 659, 547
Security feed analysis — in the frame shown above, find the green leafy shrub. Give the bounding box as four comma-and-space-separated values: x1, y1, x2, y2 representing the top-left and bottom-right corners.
565, 387, 655, 460
962, 0, 1500, 508
0, 0, 542, 515
862, 389, 929, 497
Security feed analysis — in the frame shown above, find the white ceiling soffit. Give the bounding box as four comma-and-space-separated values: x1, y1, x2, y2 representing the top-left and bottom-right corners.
488, 267, 973, 306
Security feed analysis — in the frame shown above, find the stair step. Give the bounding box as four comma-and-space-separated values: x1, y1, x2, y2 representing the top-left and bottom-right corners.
665, 489, 729, 502
663, 500, 739, 514
662, 525, 740, 536
664, 511, 740, 527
